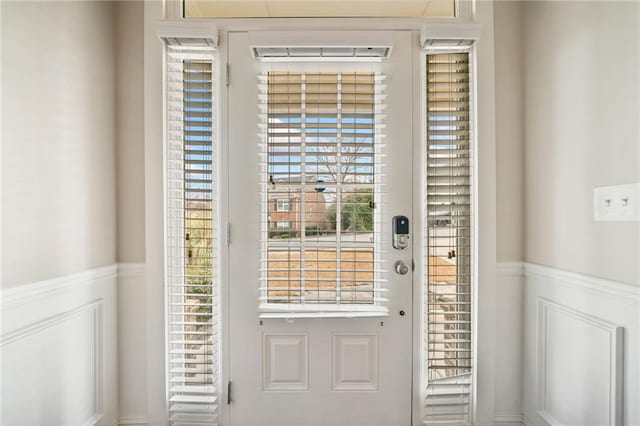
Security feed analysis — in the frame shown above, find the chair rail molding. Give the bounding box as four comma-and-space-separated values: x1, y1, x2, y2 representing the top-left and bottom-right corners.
117, 416, 150, 425
496, 261, 525, 277
117, 262, 146, 279
494, 414, 526, 425
0, 264, 118, 309
497, 261, 640, 302
525, 262, 639, 303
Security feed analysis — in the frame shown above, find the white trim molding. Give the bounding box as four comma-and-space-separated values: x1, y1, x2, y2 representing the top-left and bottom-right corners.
0, 265, 119, 426
0, 264, 117, 309
494, 414, 525, 425
117, 262, 146, 279
1, 299, 105, 426
118, 416, 149, 425
496, 261, 525, 277
116, 262, 148, 424
521, 261, 639, 425
497, 261, 640, 302
536, 299, 624, 426
525, 262, 640, 302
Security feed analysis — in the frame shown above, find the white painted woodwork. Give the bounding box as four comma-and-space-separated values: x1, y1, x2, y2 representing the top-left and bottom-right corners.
0, 266, 119, 426
226, 30, 414, 425
522, 263, 639, 426
117, 263, 148, 424
143, 8, 496, 424
332, 334, 379, 391
263, 334, 309, 391
184, 0, 457, 19
537, 299, 623, 426
494, 263, 525, 424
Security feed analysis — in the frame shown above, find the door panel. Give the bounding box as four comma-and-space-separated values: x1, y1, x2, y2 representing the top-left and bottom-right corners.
227, 30, 415, 426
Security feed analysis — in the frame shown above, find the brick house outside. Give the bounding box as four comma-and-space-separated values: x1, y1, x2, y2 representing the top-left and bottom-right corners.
268, 188, 328, 233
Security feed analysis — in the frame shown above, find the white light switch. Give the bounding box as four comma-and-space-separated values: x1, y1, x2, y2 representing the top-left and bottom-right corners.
594, 183, 640, 222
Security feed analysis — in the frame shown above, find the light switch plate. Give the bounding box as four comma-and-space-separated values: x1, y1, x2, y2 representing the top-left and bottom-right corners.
594, 183, 640, 222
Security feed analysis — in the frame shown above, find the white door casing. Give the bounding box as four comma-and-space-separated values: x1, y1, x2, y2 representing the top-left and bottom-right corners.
227, 30, 416, 426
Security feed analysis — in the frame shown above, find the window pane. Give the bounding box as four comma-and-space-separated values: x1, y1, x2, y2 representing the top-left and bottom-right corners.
425, 52, 472, 380
166, 53, 219, 425
261, 71, 383, 312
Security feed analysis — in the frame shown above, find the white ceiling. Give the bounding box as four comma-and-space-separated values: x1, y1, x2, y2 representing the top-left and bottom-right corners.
184, 0, 456, 18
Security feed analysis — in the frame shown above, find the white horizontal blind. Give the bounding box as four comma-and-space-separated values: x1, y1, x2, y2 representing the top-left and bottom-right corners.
258, 71, 387, 317
166, 50, 219, 425
424, 52, 473, 424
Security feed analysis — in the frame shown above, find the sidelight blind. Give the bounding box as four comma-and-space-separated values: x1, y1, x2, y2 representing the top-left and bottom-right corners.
258, 71, 387, 317
424, 52, 473, 424
166, 50, 219, 425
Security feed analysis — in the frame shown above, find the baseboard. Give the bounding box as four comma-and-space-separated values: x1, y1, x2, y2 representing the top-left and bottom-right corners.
118, 416, 149, 425
495, 414, 525, 425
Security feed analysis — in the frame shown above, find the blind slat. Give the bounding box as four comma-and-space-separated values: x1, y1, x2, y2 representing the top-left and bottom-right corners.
424, 52, 473, 425
166, 51, 218, 425
259, 71, 386, 317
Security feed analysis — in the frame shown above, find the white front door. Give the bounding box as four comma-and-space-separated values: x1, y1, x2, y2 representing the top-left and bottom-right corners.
227, 30, 416, 426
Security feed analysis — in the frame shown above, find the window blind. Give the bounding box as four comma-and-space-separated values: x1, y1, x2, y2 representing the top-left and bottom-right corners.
424, 52, 473, 424
258, 71, 387, 317
166, 50, 218, 425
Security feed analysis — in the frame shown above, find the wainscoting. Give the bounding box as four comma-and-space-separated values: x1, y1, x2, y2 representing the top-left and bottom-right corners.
4, 262, 635, 425
117, 263, 148, 425
0, 265, 119, 425
496, 262, 639, 426
523, 263, 639, 426
495, 263, 526, 425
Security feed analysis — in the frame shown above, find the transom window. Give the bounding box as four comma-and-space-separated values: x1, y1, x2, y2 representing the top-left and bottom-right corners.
184, 0, 457, 18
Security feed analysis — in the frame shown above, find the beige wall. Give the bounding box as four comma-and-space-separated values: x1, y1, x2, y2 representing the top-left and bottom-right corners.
1, 1, 117, 288
116, 1, 145, 263
494, 1, 525, 262
523, 1, 639, 285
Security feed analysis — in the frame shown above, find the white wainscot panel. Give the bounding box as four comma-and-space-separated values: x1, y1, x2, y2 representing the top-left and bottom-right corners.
1, 301, 104, 425
537, 299, 623, 426
117, 263, 148, 422
332, 333, 378, 391
263, 333, 309, 391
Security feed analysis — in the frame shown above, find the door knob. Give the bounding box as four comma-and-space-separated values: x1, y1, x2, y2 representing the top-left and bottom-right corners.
395, 261, 409, 275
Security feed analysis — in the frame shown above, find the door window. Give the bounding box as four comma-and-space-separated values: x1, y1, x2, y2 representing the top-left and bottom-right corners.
259, 71, 386, 316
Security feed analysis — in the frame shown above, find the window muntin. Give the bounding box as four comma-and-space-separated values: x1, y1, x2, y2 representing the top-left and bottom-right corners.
275, 199, 291, 212
165, 53, 218, 425
259, 71, 386, 316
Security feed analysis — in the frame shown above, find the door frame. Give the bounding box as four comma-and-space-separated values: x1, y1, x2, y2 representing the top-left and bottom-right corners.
143, 8, 498, 425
